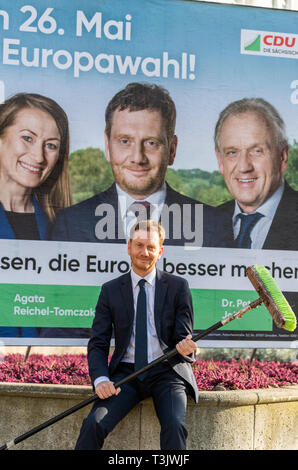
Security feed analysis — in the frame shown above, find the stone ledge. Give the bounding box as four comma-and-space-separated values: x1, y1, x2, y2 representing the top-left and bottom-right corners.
0, 381, 297, 404
0, 383, 297, 450
0, 382, 93, 400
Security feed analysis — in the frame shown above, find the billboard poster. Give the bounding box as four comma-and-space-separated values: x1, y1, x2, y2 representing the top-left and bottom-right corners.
0, 0, 297, 347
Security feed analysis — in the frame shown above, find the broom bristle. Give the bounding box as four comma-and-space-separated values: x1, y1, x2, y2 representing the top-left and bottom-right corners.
253, 265, 297, 332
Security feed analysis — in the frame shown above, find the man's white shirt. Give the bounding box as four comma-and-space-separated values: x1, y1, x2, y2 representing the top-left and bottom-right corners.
116, 183, 166, 240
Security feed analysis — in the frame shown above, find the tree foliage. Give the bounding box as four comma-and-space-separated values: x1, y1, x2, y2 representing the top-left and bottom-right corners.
284, 141, 298, 191
69, 147, 114, 203
165, 168, 232, 206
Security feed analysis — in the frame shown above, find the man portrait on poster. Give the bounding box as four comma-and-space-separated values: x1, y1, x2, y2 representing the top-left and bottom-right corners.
50, 82, 226, 249
214, 97, 298, 250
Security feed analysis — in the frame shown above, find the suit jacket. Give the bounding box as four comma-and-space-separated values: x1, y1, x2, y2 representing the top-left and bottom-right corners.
50, 182, 227, 248
216, 182, 298, 250
0, 197, 50, 240
0, 197, 50, 338
87, 268, 199, 403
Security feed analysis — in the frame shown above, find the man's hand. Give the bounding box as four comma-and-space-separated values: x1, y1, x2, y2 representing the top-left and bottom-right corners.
95, 381, 121, 400
176, 334, 198, 357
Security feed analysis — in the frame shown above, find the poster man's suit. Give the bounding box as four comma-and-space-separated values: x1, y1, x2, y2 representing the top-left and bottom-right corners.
75, 268, 199, 450
50, 182, 227, 247
217, 182, 298, 250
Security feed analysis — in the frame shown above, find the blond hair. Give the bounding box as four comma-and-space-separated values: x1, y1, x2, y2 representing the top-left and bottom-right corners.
130, 220, 165, 245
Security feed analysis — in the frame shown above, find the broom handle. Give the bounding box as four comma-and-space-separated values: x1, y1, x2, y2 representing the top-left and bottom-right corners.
0, 296, 263, 451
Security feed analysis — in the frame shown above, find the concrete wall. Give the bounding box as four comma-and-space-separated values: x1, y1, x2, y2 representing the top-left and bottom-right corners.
0, 382, 297, 450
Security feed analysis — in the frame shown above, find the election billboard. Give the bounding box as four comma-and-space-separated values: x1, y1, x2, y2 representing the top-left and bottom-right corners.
0, 0, 297, 347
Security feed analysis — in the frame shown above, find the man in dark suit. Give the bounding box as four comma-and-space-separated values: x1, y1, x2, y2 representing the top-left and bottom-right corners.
214, 97, 298, 250
51, 82, 223, 248
75, 220, 199, 450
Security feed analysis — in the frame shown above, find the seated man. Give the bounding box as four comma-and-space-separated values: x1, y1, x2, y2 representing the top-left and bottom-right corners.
75, 220, 199, 450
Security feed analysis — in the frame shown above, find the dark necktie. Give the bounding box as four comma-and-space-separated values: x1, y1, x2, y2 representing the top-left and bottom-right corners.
134, 279, 148, 378
235, 212, 263, 248
129, 201, 152, 221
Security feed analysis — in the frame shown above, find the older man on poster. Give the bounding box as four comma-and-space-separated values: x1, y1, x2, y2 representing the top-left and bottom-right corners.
75, 220, 199, 450
214, 97, 298, 250
50, 82, 224, 248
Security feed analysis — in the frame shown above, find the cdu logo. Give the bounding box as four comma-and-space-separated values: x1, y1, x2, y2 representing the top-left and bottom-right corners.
241, 29, 298, 59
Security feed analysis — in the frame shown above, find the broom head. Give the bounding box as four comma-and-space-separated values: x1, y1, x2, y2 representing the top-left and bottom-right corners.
246, 265, 297, 331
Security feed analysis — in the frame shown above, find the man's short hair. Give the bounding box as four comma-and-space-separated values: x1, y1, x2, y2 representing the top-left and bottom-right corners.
130, 220, 166, 245
214, 98, 288, 154
105, 82, 176, 142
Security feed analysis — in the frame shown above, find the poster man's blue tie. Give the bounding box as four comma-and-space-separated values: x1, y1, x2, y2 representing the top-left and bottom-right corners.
235, 212, 263, 248
134, 278, 148, 379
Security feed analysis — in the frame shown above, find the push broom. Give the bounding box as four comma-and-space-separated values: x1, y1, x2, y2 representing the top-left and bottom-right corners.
0, 265, 296, 451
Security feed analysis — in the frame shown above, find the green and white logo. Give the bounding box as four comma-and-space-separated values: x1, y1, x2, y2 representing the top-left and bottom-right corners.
241, 29, 298, 59
244, 34, 261, 52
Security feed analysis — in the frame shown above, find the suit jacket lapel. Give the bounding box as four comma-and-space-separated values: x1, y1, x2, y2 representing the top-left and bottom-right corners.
262, 182, 297, 250
0, 203, 16, 239
119, 271, 134, 326
222, 200, 237, 248
33, 198, 50, 240
162, 184, 183, 244
101, 183, 126, 241
154, 269, 168, 346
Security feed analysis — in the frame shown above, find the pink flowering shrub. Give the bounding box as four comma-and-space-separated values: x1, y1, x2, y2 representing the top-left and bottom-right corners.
192, 359, 298, 390
0, 354, 297, 390
0, 354, 91, 386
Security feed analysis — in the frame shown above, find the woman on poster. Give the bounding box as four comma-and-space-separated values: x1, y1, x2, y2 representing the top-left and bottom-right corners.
0, 92, 72, 337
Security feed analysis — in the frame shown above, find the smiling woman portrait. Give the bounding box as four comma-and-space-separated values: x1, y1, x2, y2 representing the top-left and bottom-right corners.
0, 93, 72, 338
0, 92, 72, 240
